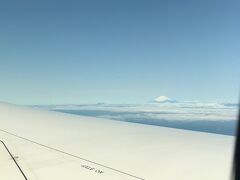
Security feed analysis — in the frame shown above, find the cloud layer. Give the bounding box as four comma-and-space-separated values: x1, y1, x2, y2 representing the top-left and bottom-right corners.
34, 101, 238, 135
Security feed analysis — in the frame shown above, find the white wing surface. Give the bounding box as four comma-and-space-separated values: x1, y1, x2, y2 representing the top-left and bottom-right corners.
0, 102, 234, 180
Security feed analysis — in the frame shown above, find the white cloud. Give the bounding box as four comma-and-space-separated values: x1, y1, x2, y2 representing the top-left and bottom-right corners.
37, 101, 238, 122
34, 102, 238, 135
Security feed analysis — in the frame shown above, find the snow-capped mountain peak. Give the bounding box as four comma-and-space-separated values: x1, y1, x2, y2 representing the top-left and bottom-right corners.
154, 96, 176, 103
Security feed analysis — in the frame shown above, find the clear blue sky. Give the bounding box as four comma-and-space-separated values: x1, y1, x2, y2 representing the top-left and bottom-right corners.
0, 0, 239, 104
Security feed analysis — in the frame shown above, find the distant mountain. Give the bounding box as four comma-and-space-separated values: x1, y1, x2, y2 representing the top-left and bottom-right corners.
153, 96, 177, 103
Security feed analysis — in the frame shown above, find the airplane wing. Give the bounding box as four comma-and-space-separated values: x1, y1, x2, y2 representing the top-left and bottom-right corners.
0, 102, 234, 180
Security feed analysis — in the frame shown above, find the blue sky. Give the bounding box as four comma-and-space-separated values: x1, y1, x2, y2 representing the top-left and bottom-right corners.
0, 0, 239, 104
